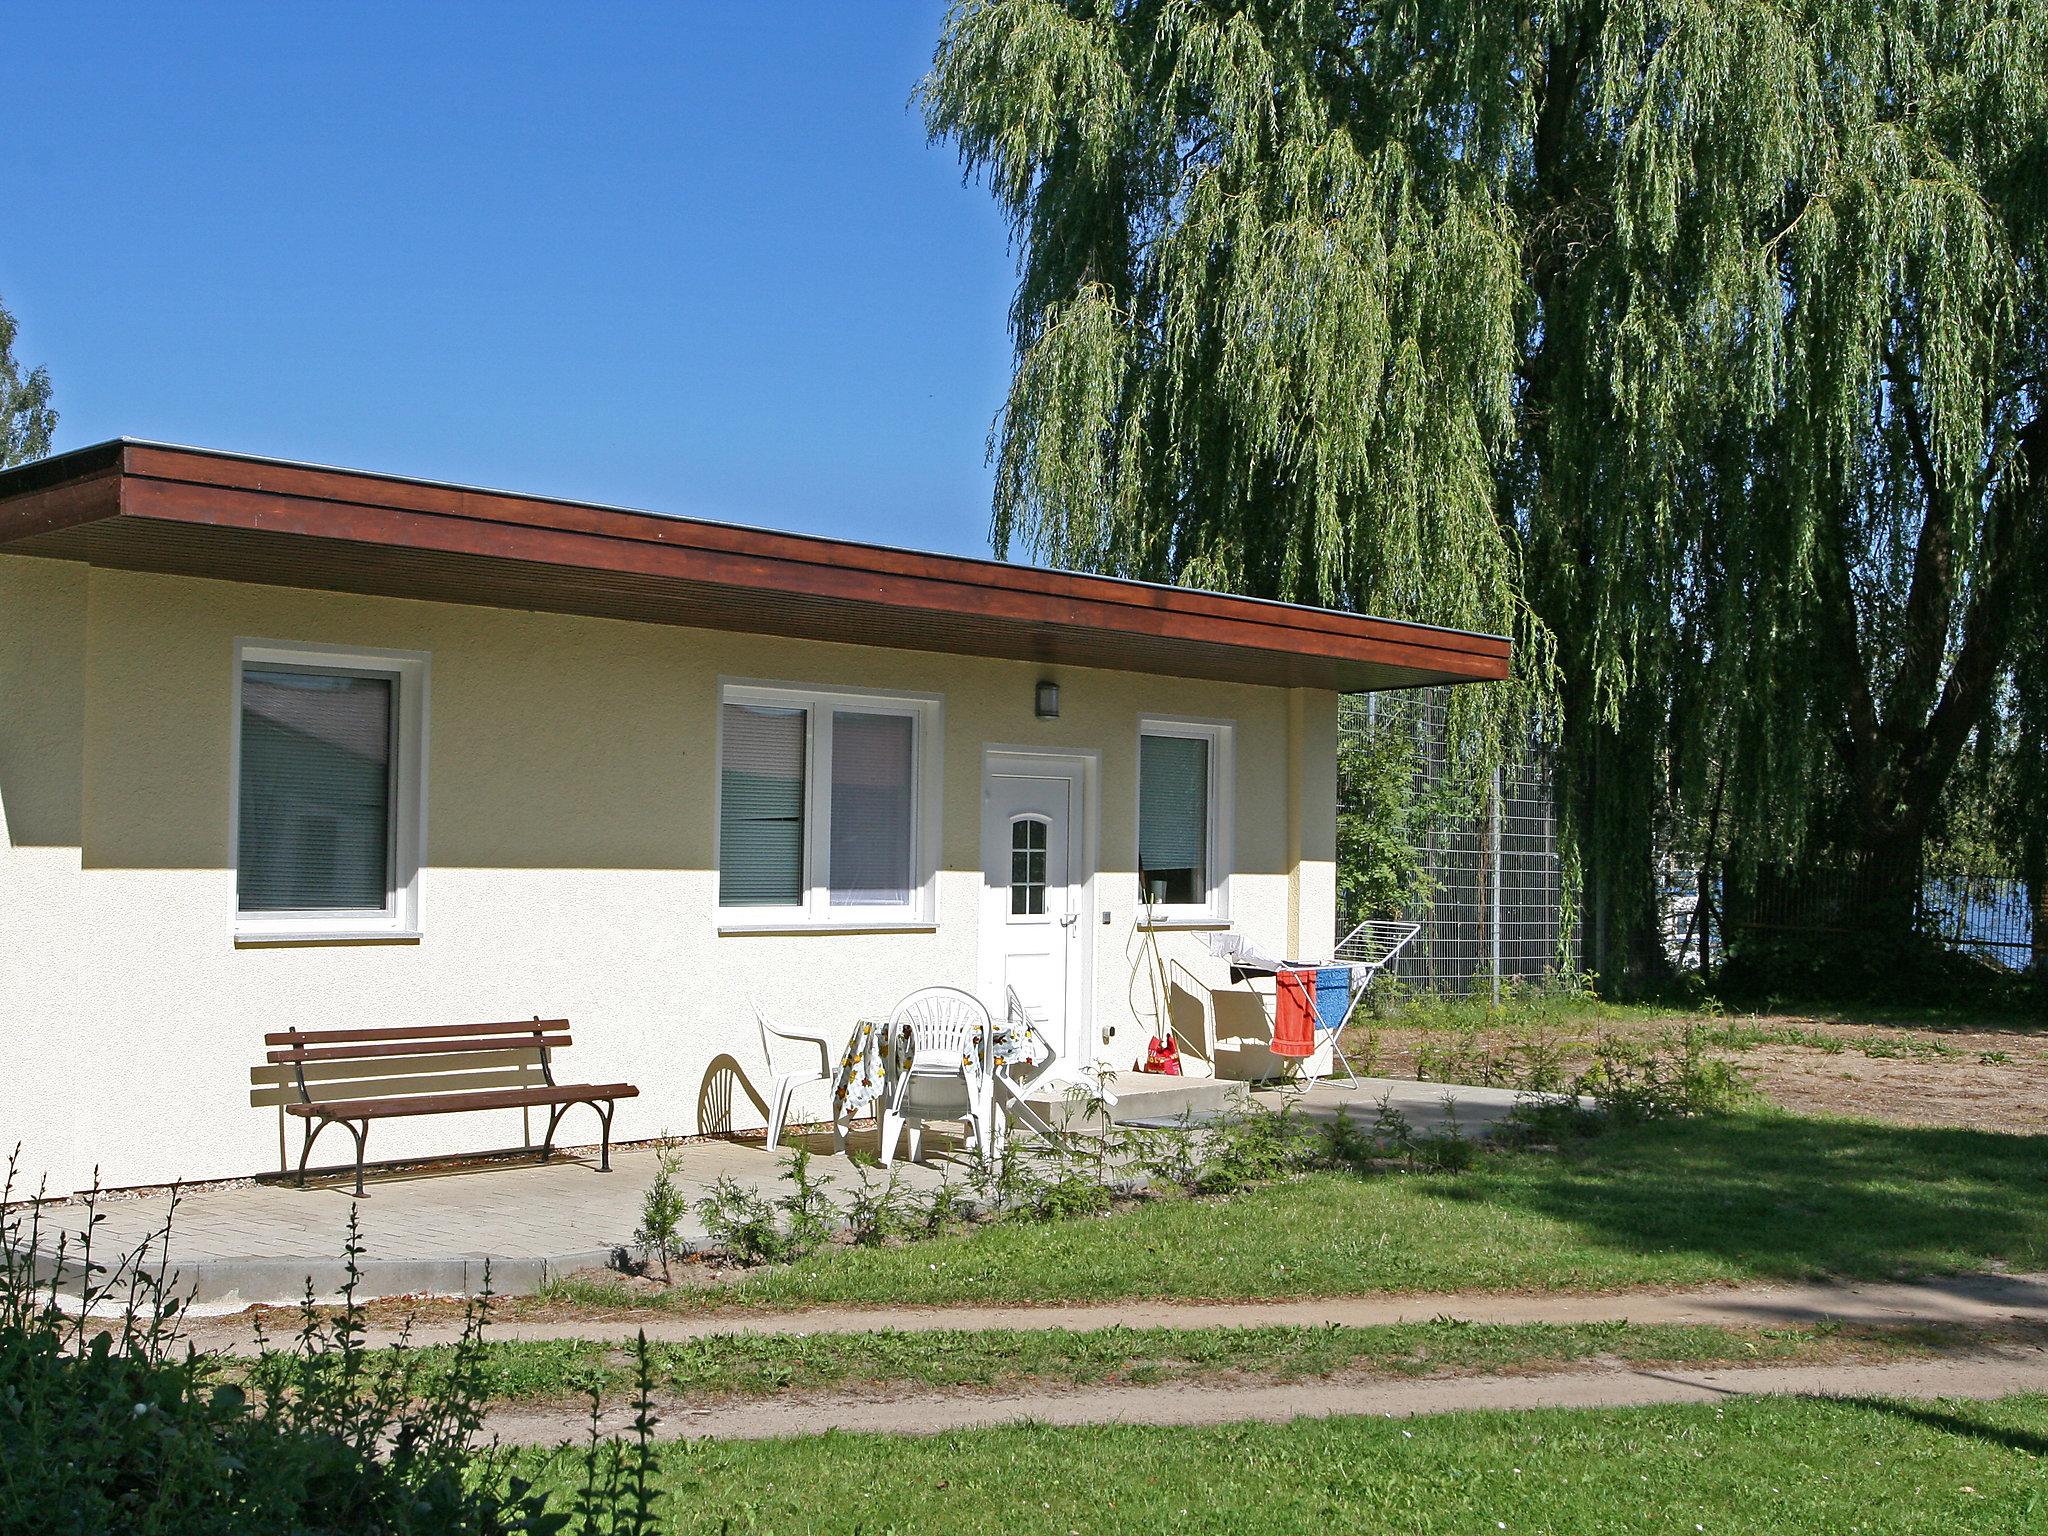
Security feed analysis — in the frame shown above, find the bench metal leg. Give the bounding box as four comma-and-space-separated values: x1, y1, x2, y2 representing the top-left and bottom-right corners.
296, 1116, 371, 1197
345, 1120, 370, 1197
295, 1117, 328, 1186
539, 1100, 618, 1170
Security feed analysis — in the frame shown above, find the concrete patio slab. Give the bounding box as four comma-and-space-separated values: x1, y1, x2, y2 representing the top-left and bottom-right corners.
16, 1077, 1537, 1308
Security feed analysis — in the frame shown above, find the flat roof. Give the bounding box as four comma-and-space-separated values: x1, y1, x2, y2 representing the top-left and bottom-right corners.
0, 439, 1510, 693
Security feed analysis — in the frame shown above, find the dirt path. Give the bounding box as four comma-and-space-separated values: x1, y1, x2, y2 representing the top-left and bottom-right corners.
482, 1347, 2048, 1442
189, 1271, 2048, 1353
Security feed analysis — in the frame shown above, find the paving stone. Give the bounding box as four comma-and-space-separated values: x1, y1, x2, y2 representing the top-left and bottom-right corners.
17, 1080, 1535, 1306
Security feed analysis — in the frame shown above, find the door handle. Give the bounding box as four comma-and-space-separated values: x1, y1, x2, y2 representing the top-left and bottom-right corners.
1060, 912, 1079, 930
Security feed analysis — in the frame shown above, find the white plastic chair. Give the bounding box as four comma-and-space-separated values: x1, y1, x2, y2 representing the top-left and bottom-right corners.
879, 986, 995, 1167
754, 1003, 842, 1152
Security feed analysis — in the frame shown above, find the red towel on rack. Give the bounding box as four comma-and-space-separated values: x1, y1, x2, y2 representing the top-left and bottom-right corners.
1273, 968, 1318, 1059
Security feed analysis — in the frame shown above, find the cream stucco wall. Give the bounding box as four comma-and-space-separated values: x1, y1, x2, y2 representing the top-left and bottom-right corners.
0, 555, 1340, 1195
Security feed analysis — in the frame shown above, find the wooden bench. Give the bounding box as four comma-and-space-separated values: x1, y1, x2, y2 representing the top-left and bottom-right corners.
252, 1019, 640, 1196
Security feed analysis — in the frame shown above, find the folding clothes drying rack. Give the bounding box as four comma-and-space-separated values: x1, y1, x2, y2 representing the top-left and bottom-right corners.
1185, 918, 1421, 1089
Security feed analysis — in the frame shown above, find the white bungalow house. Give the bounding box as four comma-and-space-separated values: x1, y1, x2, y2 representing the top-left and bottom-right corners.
0, 441, 1508, 1196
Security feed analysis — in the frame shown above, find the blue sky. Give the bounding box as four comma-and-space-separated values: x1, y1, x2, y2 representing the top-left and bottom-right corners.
0, 4, 1017, 556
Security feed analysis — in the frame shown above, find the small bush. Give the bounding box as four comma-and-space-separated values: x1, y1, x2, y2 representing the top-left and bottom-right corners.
1122, 1114, 1204, 1192
842, 1165, 911, 1247
910, 1169, 977, 1236
1191, 1099, 1319, 1195
1571, 1025, 1748, 1124
778, 1148, 839, 1257
631, 1136, 689, 1282
694, 1149, 839, 1265
1314, 1106, 1383, 1170
1406, 1096, 1478, 1172
1497, 1095, 1605, 1147
693, 1176, 789, 1266
1367, 1094, 1417, 1155
0, 1150, 669, 1534
1409, 1132, 1479, 1173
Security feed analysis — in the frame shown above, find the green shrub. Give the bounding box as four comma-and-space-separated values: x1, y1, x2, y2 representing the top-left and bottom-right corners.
630, 1137, 689, 1282
1191, 1099, 1319, 1195
1570, 1025, 1749, 1124
1122, 1114, 1204, 1192
694, 1148, 839, 1265
692, 1177, 787, 1265
0, 1154, 663, 1534
910, 1169, 978, 1237
1409, 1132, 1479, 1173
842, 1165, 911, 1247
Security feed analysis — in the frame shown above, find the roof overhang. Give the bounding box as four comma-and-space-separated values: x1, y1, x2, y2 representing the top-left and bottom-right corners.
0, 440, 1510, 693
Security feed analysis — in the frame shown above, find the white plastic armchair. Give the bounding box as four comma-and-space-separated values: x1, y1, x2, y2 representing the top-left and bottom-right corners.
880, 986, 995, 1167
754, 1003, 842, 1152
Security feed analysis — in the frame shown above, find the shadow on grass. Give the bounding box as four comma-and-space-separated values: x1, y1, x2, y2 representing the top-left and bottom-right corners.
1440, 1109, 2048, 1281
1837, 1396, 2048, 1458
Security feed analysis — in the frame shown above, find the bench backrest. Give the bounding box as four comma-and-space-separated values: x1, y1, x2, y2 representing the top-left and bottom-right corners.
248, 1020, 571, 1110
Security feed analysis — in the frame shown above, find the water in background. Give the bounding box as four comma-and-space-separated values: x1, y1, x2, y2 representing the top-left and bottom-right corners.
1662, 869, 2037, 974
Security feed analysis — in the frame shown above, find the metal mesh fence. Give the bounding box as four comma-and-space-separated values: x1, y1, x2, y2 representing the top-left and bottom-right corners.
1673, 861, 2039, 973
1919, 873, 2037, 965
1345, 689, 1574, 997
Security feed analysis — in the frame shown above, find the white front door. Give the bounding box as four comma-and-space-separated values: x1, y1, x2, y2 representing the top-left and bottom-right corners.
980, 754, 1090, 1067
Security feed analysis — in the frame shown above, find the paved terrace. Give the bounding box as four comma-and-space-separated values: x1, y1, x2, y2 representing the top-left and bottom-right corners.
18, 1077, 1533, 1309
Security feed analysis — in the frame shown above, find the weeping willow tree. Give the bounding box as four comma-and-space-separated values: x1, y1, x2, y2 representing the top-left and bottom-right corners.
0, 294, 54, 469
926, 0, 2047, 989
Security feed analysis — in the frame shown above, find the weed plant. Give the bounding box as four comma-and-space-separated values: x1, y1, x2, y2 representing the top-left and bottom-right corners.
0, 1149, 663, 1534
630, 1136, 688, 1282
653, 1026, 1746, 1279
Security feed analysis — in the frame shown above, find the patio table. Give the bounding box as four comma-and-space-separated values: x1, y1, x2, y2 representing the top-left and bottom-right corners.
830, 1011, 1056, 1151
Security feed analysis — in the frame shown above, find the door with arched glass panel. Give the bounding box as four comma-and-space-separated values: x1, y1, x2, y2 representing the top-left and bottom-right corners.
980, 760, 1081, 1062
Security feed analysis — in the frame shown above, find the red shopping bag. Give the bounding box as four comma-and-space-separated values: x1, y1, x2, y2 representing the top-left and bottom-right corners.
1138, 1033, 1183, 1075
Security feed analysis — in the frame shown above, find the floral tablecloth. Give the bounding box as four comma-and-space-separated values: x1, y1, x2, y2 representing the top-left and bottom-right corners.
830, 1012, 1054, 1125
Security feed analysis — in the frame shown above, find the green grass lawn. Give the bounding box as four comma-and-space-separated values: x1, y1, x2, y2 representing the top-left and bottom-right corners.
540, 1106, 2048, 1312
508, 1394, 2048, 1533
1381, 990, 2044, 1038
373, 1319, 1966, 1406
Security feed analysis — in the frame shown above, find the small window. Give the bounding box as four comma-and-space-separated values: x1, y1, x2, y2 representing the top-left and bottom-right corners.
717, 682, 941, 927
1010, 816, 1048, 916
1138, 718, 1233, 922
233, 642, 427, 942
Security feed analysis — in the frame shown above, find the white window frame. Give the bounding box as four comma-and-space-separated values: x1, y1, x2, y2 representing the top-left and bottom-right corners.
1136, 715, 1234, 926
230, 639, 429, 944
715, 678, 943, 932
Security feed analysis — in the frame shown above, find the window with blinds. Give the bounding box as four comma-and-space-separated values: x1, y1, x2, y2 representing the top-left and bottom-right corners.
718, 702, 808, 907
1139, 731, 1210, 908
828, 710, 914, 906
717, 685, 936, 923
236, 666, 397, 914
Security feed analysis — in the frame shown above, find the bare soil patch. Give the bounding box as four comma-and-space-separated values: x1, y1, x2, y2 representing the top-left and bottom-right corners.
1369, 1013, 2048, 1133
1737, 1036, 2048, 1132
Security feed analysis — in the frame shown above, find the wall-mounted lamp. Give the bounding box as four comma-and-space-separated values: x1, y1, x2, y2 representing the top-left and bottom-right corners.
1034, 680, 1061, 719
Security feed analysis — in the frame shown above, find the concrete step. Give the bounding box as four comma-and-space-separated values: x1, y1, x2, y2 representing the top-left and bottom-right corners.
1025, 1071, 1250, 1127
